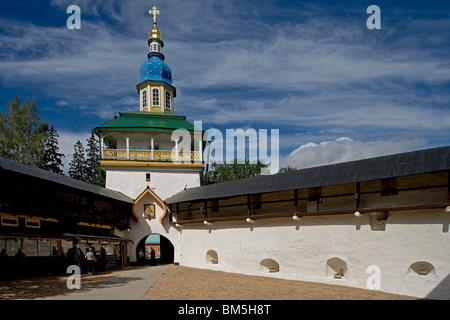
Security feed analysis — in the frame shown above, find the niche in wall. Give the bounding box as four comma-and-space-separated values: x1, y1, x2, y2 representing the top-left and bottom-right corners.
407, 261, 435, 276
206, 250, 219, 264
326, 257, 347, 279
260, 259, 279, 273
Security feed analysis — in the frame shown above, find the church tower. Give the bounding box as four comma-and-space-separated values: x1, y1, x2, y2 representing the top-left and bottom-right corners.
138, 6, 176, 113
94, 7, 204, 202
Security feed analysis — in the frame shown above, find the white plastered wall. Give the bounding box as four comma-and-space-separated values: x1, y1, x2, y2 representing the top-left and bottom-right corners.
115, 191, 181, 263
106, 165, 201, 263
176, 209, 450, 299
105, 166, 201, 200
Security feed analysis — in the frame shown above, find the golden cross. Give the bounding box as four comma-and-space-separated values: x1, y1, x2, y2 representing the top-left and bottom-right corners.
149, 6, 160, 25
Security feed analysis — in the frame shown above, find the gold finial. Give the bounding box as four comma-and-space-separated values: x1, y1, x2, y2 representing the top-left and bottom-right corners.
149, 6, 160, 27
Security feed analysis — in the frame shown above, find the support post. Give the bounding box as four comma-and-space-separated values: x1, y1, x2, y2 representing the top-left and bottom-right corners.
151, 137, 155, 160
356, 182, 361, 209
125, 136, 130, 160
294, 189, 298, 213
447, 170, 450, 201
203, 200, 208, 218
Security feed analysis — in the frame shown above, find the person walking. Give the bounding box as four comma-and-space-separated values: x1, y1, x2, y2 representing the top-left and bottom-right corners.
15, 248, 26, 278
150, 248, 156, 266
138, 249, 145, 265
85, 248, 95, 275
73, 246, 81, 268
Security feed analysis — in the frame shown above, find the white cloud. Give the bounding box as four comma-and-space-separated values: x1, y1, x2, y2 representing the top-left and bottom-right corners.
281, 137, 428, 170
55, 100, 68, 106
0, 1, 448, 158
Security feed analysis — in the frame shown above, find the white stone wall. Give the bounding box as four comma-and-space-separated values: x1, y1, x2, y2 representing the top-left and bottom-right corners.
176, 208, 450, 299
109, 168, 449, 299
105, 167, 201, 200
116, 191, 181, 263
106, 165, 201, 263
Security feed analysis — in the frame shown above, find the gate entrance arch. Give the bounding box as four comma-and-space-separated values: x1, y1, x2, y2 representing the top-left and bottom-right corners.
124, 186, 180, 264
136, 233, 174, 265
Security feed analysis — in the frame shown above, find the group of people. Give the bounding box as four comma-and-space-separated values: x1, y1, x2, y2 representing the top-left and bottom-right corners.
0, 248, 27, 279
138, 247, 156, 266
66, 245, 108, 275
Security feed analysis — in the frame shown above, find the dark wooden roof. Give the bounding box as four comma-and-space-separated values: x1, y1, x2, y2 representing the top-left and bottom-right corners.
165, 146, 450, 204
0, 156, 134, 204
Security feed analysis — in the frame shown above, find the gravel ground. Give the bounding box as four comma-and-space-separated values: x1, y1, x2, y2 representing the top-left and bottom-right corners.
0, 264, 419, 300
141, 265, 419, 300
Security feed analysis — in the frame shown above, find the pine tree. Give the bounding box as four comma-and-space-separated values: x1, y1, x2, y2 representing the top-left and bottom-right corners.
85, 133, 105, 186
93, 166, 106, 187
68, 140, 86, 181
40, 125, 65, 174
85, 133, 99, 183
0, 94, 49, 166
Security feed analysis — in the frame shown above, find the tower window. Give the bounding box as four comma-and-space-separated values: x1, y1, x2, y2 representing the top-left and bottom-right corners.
150, 43, 161, 53
165, 91, 171, 110
152, 88, 159, 106
142, 90, 147, 109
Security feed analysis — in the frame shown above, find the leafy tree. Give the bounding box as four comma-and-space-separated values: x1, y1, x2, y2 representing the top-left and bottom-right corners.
40, 125, 65, 174
278, 166, 297, 173
206, 159, 268, 184
0, 94, 49, 166
68, 139, 86, 181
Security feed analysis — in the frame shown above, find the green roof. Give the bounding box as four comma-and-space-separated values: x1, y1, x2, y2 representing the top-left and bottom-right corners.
94, 112, 202, 132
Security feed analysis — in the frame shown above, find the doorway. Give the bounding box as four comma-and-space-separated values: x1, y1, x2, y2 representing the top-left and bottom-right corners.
135, 234, 174, 265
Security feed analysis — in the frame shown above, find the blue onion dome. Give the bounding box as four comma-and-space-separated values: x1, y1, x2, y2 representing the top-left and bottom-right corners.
140, 55, 172, 85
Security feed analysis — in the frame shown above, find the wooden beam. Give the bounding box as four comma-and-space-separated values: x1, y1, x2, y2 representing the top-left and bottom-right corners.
171, 201, 450, 226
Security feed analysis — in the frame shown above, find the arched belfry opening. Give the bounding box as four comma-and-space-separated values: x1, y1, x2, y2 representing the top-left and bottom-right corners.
135, 233, 174, 265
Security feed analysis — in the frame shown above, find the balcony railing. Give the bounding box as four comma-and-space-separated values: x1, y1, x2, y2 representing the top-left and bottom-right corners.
102, 149, 202, 162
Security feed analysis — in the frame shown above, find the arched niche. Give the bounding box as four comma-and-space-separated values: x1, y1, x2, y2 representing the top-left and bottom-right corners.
206, 250, 218, 264
326, 257, 347, 278
408, 261, 435, 276
260, 259, 279, 273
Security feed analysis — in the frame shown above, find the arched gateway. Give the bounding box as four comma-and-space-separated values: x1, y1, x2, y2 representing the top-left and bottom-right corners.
136, 234, 174, 265
122, 186, 182, 264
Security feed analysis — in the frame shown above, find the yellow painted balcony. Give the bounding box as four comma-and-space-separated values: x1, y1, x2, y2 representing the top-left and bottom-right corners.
102, 149, 202, 162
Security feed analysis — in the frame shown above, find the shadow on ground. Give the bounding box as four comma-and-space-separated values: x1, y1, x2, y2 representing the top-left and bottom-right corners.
0, 266, 149, 300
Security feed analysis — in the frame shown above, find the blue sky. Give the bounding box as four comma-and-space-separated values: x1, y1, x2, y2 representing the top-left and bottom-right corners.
0, 0, 449, 172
